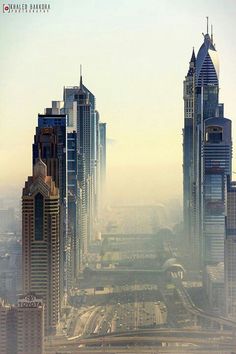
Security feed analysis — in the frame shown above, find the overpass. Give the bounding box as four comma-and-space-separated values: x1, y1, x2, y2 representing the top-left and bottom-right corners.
172, 273, 236, 329
45, 328, 236, 350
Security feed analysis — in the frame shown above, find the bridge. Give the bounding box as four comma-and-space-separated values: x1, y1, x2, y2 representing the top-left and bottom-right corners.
45, 328, 236, 352
172, 273, 236, 329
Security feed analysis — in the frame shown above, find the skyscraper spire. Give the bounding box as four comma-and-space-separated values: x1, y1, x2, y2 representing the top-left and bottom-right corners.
206, 16, 209, 34
187, 48, 195, 76
190, 47, 196, 64
33, 158, 47, 179
196, 21, 219, 86
80, 64, 83, 87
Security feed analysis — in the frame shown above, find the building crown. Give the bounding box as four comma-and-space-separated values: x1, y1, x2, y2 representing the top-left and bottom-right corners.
33, 158, 47, 179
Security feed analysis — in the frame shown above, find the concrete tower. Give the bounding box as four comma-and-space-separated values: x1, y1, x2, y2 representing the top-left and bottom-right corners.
22, 159, 60, 335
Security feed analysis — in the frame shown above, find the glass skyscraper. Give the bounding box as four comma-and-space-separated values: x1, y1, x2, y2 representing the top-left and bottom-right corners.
32, 106, 68, 294
183, 24, 227, 266
203, 117, 232, 264
64, 75, 99, 254
183, 50, 195, 254
225, 180, 236, 319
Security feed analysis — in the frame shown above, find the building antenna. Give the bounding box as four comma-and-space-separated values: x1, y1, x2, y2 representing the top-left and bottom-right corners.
206, 16, 209, 34
211, 24, 213, 42
80, 64, 83, 86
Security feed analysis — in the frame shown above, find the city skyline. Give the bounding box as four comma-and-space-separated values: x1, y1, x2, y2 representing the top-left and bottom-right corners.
2, 4, 236, 352
1, 0, 236, 206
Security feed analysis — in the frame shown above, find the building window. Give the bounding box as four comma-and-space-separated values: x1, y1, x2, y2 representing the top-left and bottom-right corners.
35, 193, 44, 241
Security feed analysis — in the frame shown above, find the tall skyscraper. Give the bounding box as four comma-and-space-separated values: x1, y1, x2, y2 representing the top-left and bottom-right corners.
33, 106, 68, 293
22, 159, 60, 334
183, 22, 225, 266
203, 117, 232, 264
183, 49, 195, 252
27, 77, 106, 285
64, 75, 99, 251
67, 130, 83, 278
194, 30, 219, 263
225, 180, 236, 319
99, 122, 107, 211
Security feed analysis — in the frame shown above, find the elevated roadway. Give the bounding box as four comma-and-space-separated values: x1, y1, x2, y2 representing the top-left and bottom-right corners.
45, 327, 235, 350
45, 345, 236, 353
45, 333, 236, 353
172, 273, 236, 329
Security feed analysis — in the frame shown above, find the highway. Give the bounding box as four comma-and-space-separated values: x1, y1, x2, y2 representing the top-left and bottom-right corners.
48, 271, 236, 352
45, 234, 236, 353
171, 272, 236, 328
44, 280, 236, 354
45, 328, 236, 353
45, 281, 236, 353
45, 346, 236, 354
68, 285, 167, 337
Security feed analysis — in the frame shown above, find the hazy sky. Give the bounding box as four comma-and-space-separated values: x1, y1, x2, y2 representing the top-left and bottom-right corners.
0, 0, 236, 206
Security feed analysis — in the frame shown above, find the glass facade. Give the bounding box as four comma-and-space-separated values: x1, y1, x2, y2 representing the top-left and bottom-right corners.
188, 33, 220, 265
64, 81, 98, 253
203, 118, 232, 264
33, 114, 68, 293
225, 183, 236, 319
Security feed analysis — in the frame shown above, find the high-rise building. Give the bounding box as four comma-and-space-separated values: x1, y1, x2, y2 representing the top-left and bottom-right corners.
0, 294, 43, 354
183, 49, 195, 252
183, 22, 225, 266
67, 130, 83, 278
62, 94, 83, 271
99, 122, 107, 211
194, 29, 220, 265
203, 117, 232, 264
64, 75, 98, 251
33, 106, 68, 293
22, 159, 60, 335
225, 180, 236, 319
17, 294, 44, 354
31, 78, 107, 278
